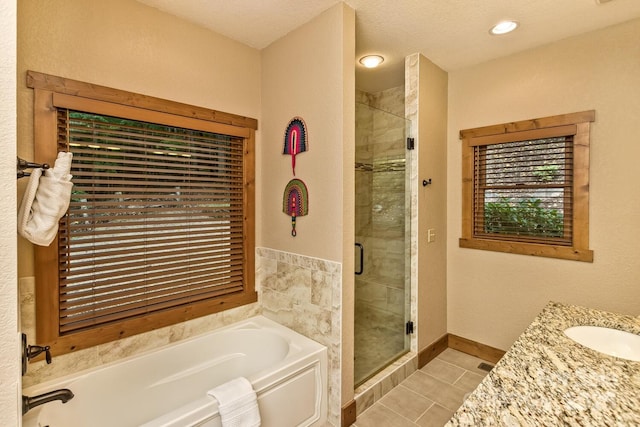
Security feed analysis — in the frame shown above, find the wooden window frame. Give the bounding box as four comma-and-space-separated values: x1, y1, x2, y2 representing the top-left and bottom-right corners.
27, 71, 258, 355
459, 111, 595, 262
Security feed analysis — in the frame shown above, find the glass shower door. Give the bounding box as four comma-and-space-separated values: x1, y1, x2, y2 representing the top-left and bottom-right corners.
354, 101, 411, 386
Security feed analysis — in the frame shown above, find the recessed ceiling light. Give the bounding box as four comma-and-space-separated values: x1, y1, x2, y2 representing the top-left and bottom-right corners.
359, 55, 384, 68
489, 20, 519, 35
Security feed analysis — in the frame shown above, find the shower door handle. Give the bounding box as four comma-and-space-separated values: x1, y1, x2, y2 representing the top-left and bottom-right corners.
355, 243, 364, 275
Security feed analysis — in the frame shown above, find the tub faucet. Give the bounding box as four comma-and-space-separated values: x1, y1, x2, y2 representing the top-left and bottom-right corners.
21, 333, 52, 376
22, 389, 74, 415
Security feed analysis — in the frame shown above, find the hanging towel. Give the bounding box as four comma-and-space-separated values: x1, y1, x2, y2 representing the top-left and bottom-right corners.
207, 377, 261, 427
18, 152, 73, 246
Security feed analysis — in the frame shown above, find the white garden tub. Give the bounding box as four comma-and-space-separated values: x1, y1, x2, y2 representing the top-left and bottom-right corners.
22, 316, 327, 427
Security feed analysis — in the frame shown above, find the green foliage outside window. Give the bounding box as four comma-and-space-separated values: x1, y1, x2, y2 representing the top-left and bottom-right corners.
484, 197, 563, 237
532, 164, 560, 182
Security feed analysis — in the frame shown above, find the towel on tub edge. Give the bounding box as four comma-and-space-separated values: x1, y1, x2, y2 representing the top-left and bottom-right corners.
207, 377, 261, 427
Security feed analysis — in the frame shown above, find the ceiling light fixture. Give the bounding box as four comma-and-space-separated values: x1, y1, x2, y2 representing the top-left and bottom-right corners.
359, 55, 384, 68
489, 20, 519, 35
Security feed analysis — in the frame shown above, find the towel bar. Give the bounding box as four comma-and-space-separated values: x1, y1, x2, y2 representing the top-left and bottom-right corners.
17, 156, 49, 179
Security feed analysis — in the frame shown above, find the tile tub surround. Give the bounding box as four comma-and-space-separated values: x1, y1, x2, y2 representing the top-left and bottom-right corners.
256, 247, 342, 427
447, 302, 640, 426
20, 272, 260, 388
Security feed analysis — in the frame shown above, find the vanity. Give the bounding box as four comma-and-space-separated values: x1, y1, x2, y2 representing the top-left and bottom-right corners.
447, 302, 640, 426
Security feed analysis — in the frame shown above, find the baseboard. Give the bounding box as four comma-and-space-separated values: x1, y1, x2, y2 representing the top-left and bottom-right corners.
448, 333, 505, 364
341, 399, 357, 427
417, 333, 448, 368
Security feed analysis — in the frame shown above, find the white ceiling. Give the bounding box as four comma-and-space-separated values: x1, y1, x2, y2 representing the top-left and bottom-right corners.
137, 0, 640, 92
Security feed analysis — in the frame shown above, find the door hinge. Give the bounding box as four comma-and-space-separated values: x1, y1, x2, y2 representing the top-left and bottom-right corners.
407, 137, 415, 150
405, 321, 414, 335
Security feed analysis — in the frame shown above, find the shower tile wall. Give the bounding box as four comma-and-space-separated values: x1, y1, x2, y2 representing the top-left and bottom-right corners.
355, 86, 407, 384
356, 87, 405, 117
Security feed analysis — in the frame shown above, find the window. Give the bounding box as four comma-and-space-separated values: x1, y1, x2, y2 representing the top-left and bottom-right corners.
28, 71, 257, 355
459, 111, 594, 262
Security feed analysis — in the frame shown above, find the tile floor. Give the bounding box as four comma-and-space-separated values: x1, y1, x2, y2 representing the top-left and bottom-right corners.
353, 349, 494, 427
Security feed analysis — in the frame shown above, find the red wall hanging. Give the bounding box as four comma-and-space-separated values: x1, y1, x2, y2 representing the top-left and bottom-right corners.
282, 117, 308, 176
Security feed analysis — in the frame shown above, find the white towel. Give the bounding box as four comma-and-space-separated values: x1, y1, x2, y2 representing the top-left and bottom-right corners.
207, 377, 261, 427
18, 152, 74, 246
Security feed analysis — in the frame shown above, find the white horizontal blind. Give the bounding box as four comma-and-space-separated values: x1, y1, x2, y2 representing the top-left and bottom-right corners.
57, 109, 246, 334
473, 136, 573, 245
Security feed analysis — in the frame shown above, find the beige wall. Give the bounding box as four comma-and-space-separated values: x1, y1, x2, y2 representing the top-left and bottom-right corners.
260, 4, 354, 264
414, 55, 448, 349
1, 1, 19, 424
18, 1, 354, 424
340, 3, 356, 410
447, 19, 640, 350
18, 0, 262, 387
260, 3, 355, 411
18, 0, 261, 278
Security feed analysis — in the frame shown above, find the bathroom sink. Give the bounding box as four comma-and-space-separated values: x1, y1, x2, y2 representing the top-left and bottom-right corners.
564, 326, 640, 362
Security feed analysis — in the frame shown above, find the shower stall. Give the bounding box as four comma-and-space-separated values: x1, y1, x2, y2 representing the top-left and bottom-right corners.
354, 90, 411, 386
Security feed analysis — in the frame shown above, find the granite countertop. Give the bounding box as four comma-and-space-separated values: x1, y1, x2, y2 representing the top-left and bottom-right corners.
446, 302, 640, 426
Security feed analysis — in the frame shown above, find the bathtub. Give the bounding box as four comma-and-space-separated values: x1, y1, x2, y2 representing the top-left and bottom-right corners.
22, 315, 327, 427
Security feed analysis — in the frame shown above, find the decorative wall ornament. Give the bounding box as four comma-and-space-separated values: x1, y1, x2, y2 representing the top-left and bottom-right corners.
282, 117, 308, 176
282, 178, 309, 237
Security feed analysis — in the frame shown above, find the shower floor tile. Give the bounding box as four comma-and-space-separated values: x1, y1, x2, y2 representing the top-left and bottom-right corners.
353, 349, 493, 427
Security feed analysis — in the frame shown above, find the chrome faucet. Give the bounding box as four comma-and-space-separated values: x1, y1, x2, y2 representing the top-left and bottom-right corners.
22, 389, 74, 415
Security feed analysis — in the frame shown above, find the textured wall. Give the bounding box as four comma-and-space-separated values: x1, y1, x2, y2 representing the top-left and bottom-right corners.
18, 0, 262, 387
447, 19, 640, 350
18, 0, 261, 277
260, 4, 355, 418
0, 1, 19, 424
259, 3, 353, 264
20, 2, 355, 426
405, 54, 449, 352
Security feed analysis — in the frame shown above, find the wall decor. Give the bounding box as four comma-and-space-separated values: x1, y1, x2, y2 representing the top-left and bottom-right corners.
282, 117, 308, 176
282, 178, 309, 237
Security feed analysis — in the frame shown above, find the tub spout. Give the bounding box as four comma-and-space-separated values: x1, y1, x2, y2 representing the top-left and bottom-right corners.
22, 389, 74, 415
